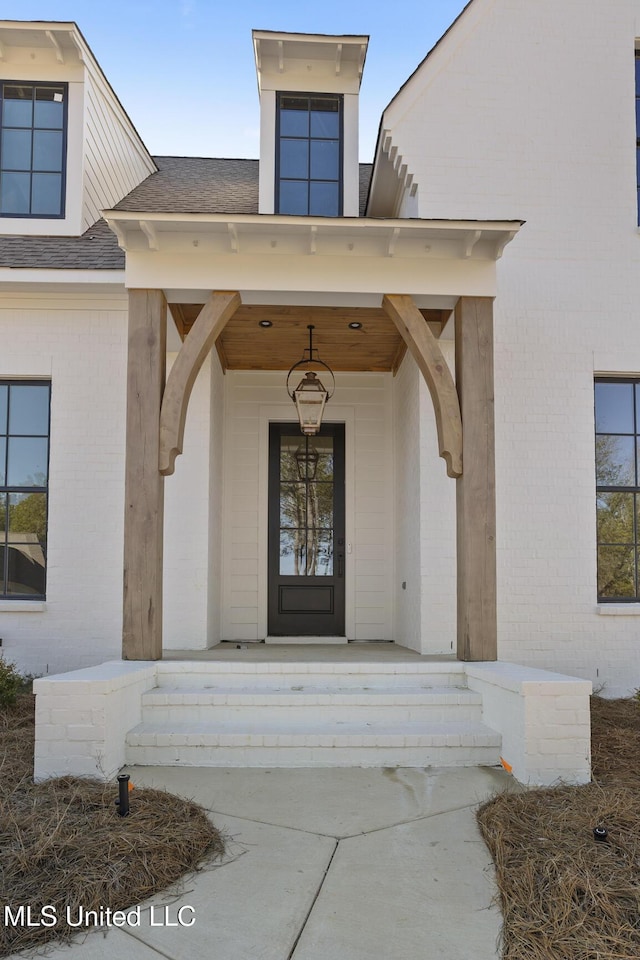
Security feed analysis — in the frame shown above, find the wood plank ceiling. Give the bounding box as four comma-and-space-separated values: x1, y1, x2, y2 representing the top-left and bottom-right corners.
169, 303, 450, 373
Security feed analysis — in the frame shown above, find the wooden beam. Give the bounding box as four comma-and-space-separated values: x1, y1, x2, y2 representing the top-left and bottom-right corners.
455, 296, 497, 662
123, 290, 167, 661
159, 291, 241, 475
382, 293, 462, 477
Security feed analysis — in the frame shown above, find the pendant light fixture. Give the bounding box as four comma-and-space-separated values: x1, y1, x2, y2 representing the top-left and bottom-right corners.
286, 324, 335, 435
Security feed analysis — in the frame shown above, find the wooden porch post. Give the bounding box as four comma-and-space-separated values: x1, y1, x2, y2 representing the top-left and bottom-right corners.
455, 297, 497, 661
122, 289, 167, 660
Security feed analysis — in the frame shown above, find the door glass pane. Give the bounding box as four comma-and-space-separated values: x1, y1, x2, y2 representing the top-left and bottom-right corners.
280, 528, 306, 575
307, 482, 333, 528
280, 483, 306, 528
307, 530, 333, 576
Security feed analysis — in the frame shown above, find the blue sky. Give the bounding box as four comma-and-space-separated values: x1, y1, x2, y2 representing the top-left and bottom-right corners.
10, 1, 469, 160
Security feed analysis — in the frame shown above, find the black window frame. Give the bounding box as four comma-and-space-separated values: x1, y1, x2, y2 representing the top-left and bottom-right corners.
594, 376, 640, 602
0, 380, 51, 600
0, 80, 68, 220
275, 92, 343, 217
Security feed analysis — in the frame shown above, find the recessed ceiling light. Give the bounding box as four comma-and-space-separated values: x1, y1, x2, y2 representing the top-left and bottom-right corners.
348, 321, 362, 330
259, 320, 273, 328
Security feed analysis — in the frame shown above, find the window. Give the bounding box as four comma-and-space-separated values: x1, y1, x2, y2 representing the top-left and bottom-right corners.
0, 382, 50, 598
0, 82, 67, 218
594, 378, 640, 600
276, 93, 342, 216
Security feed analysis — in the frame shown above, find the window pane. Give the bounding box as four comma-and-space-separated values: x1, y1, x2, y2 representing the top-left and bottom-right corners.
280, 139, 308, 179
0, 385, 7, 433
0, 171, 30, 214
9, 384, 50, 435
597, 491, 634, 543
309, 181, 339, 216
31, 172, 62, 215
32, 130, 63, 171
280, 101, 309, 137
596, 435, 635, 486
5, 541, 46, 596
280, 528, 306, 575
0, 437, 5, 485
279, 180, 308, 215
310, 139, 339, 180
598, 544, 636, 598
595, 382, 634, 433
34, 87, 64, 128
3, 86, 33, 127
0, 493, 5, 532
310, 105, 339, 138
7, 437, 48, 486
2, 129, 32, 170
8, 492, 47, 541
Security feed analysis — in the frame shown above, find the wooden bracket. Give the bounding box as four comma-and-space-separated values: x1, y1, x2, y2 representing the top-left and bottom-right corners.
159, 291, 241, 475
382, 293, 462, 478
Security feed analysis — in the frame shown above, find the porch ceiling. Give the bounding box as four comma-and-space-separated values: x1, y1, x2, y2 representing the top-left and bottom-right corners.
168, 302, 450, 373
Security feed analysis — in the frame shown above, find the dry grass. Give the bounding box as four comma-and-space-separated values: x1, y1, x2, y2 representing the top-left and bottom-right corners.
478, 695, 640, 960
0, 694, 225, 957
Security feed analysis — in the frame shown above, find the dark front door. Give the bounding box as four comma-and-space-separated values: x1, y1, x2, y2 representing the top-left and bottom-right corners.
268, 422, 345, 635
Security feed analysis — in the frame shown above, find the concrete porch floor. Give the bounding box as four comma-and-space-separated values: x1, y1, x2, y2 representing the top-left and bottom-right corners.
163, 641, 456, 663
14, 765, 513, 960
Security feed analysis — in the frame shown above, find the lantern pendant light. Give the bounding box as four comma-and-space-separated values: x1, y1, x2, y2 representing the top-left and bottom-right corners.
286, 324, 335, 436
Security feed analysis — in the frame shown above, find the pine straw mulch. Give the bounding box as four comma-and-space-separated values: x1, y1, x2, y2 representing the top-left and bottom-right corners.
477, 695, 640, 960
0, 694, 225, 957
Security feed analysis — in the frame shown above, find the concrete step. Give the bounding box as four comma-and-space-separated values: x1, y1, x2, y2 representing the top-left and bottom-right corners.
140, 685, 483, 724
154, 661, 467, 689
125, 718, 501, 768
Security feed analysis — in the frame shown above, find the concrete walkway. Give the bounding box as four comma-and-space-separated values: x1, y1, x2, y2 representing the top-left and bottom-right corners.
11, 765, 513, 960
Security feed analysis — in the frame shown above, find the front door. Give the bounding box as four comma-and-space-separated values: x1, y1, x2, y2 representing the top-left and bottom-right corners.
268, 422, 345, 635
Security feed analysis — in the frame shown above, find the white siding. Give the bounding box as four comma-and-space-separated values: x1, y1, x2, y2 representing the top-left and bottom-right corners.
82, 66, 155, 230
0, 292, 128, 677
222, 370, 393, 641
381, 0, 640, 693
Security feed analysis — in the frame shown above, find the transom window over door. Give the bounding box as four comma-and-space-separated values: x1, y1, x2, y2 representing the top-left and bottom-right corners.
0, 82, 67, 217
595, 378, 640, 600
0, 382, 50, 598
276, 93, 342, 217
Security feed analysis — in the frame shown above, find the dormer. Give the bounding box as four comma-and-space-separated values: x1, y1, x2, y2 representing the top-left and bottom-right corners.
0, 21, 155, 236
253, 30, 368, 218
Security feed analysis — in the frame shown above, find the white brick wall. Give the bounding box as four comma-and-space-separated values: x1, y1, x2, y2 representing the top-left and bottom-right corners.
0, 292, 128, 677
381, 0, 640, 695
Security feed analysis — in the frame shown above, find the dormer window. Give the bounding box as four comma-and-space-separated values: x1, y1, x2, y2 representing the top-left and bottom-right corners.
276, 93, 342, 216
0, 82, 67, 218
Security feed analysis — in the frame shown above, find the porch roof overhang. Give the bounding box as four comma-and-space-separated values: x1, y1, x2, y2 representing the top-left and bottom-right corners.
102, 211, 523, 303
